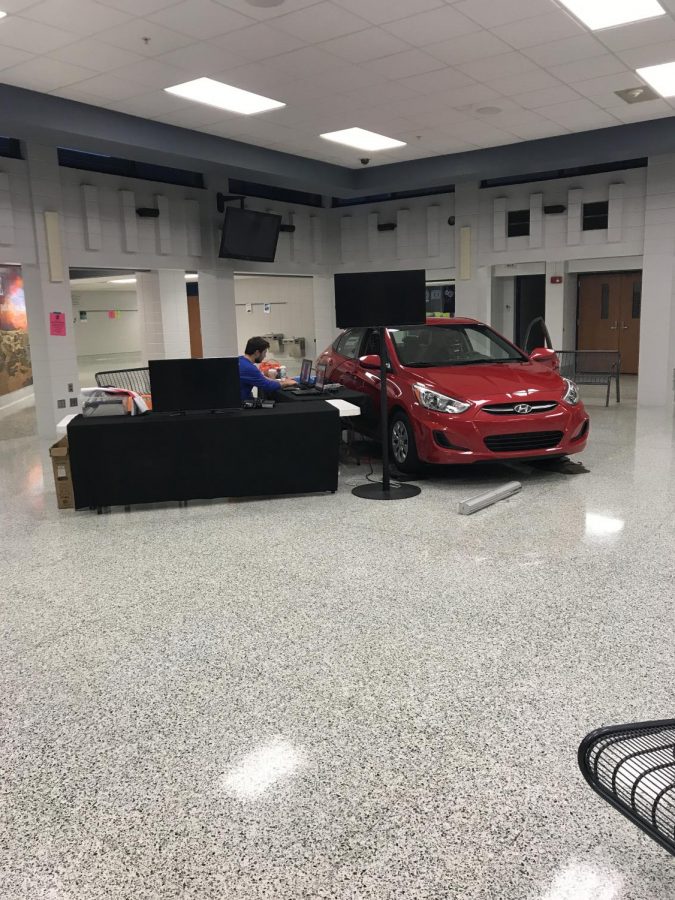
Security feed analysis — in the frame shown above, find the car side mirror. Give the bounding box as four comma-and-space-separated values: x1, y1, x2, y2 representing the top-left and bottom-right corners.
529, 347, 559, 370
359, 354, 382, 370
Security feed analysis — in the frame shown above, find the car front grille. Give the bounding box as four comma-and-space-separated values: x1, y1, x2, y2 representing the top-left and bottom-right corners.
484, 431, 564, 452
482, 401, 558, 415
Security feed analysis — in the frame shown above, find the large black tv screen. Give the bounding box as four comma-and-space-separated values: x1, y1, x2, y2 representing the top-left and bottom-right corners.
149, 358, 241, 412
219, 207, 282, 263
334, 269, 427, 328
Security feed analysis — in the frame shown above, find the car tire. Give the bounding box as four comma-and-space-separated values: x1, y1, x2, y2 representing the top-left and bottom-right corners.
390, 411, 421, 473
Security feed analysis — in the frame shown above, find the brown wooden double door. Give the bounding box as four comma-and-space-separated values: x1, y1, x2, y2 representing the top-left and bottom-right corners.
577, 272, 641, 374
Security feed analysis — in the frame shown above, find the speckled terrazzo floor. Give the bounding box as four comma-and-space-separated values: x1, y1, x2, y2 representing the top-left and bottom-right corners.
1, 391, 674, 900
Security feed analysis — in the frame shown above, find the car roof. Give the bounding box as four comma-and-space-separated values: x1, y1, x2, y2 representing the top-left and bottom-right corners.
425, 316, 480, 326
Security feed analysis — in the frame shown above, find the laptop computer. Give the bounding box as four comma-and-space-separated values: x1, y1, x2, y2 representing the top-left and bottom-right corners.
293, 358, 313, 390
288, 361, 328, 396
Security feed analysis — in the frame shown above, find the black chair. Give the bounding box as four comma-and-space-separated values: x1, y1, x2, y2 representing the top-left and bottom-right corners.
556, 351, 621, 407
579, 719, 675, 856
95, 367, 151, 394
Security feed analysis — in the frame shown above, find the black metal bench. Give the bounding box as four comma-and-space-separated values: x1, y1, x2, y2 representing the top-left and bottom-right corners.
95, 367, 151, 394
579, 719, 675, 856
556, 351, 621, 407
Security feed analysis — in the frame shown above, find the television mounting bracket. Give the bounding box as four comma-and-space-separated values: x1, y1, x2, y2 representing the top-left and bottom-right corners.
216, 193, 246, 213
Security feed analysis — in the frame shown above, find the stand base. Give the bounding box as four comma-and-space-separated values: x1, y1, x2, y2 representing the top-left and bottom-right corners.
352, 482, 421, 501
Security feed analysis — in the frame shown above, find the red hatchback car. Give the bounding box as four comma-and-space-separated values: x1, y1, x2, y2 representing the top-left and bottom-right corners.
317, 317, 589, 471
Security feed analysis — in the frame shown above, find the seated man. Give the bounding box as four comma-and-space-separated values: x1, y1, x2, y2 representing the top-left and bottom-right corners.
239, 336, 297, 402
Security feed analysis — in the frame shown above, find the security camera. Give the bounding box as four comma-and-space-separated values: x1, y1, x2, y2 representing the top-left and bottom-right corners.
360, 157, 370, 166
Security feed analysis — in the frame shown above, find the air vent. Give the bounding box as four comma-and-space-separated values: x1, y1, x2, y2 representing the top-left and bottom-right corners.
615, 86, 659, 104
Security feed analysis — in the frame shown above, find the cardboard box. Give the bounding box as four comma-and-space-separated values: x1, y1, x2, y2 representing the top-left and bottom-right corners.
49, 435, 74, 509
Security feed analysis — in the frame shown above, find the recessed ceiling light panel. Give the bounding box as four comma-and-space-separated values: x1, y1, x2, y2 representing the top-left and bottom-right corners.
108, 277, 137, 284
557, 0, 665, 30
0, 11, 7, 19
636, 61, 675, 97
319, 127, 406, 151
165, 77, 285, 115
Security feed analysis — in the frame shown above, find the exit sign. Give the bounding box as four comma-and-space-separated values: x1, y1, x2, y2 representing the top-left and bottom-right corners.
550, 275, 563, 284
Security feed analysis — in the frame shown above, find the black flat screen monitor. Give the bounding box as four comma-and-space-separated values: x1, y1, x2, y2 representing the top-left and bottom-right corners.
334, 269, 426, 328
219, 207, 282, 263
299, 358, 312, 385
149, 358, 241, 412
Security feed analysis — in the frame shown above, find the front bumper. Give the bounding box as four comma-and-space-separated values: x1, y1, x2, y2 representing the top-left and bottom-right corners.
412, 402, 590, 464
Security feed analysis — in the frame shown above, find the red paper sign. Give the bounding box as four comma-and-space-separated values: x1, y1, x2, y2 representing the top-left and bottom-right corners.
49, 311, 66, 336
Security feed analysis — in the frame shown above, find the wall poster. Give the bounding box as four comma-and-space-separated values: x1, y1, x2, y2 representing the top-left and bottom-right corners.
0, 265, 32, 397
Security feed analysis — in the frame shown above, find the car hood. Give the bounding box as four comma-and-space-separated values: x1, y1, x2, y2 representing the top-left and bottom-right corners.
405, 361, 565, 402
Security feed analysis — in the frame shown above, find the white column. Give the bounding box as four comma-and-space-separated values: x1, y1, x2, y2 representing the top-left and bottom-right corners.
454, 182, 491, 322
544, 262, 565, 349
312, 275, 338, 356
639, 155, 675, 407
23, 144, 80, 438
136, 270, 190, 362
197, 268, 238, 358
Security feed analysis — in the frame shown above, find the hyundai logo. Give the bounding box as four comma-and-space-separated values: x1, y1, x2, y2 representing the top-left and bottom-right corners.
514, 403, 532, 414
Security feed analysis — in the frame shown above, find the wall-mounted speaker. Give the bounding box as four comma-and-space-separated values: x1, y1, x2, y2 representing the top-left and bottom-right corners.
544, 204, 566, 215
136, 207, 160, 217
377, 222, 397, 231
448, 216, 455, 226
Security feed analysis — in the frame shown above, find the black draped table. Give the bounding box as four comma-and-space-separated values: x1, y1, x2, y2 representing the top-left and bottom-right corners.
67, 401, 341, 510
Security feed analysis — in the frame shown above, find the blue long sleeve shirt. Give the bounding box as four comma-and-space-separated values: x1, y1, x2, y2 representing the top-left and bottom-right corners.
238, 356, 283, 402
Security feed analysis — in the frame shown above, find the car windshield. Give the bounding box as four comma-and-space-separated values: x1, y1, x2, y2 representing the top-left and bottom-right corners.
389, 324, 526, 367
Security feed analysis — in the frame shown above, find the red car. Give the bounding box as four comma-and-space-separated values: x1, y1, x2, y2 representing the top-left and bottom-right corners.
317, 317, 589, 471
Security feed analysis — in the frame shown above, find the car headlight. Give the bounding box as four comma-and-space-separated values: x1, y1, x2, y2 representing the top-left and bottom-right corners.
563, 378, 580, 406
413, 383, 471, 414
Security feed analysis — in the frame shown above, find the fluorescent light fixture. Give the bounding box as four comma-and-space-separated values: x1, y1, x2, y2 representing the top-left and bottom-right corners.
0, 12, 7, 19
108, 277, 136, 284
557, 0, 665, 30
185, 273, 198, 280
320, 127, 406, 152
636, 60, 675, 97
165, 77, 284, 115
221, 738, 303, 800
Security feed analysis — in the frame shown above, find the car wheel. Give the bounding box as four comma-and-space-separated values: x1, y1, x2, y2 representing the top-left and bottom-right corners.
390, 411, 420, 473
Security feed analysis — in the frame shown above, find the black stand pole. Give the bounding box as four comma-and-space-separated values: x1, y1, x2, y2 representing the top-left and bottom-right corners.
352, 326, 421, 501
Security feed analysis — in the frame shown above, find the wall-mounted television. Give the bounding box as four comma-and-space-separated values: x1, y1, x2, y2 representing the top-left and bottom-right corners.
218, 207, 282, 263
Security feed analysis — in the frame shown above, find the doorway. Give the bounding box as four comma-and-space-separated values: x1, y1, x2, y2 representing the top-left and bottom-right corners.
515, 275, 546, 349
577, 273, 641, 374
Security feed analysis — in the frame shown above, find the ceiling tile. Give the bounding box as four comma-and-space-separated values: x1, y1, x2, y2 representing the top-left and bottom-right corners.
158, 106, 232, 129
0, 17, 80, 53
571, 72, 645, 107
490, 10, 585, 50
399, 66, 476, 95
318, 27, 411, 63
156, 41, 247, 75
270, 45, 346, 75
50, 86, 111, 106
458, 50, 538, 82
382, 6, 481, 47
454, 0, 552, 29
341, 80, 421, 108
213, 0, 324, 22
603, 99, 674, 122
20, 0, 133, 35
95, 18, 194, 56
48, 38, 146, 72
215, 60, 299, 94
69, 73, 149, 100
539, 98, 619, 128
271, 2, 371, 43
331, 0, 445, 27
98, 0, 179, 12
0, 0, 47, 10
403, 82, 502, 115
450, 118, 516, 145
0, 56, 97, 91
425, 31, 513, 65
485, 68, 560, 96
547, 54, 628, 84
513, 84, 581, 108
148, 1, 255, 41
597, 15, 675, 52
364, 48, 446, 79
509, 120, 570, 139
0, 45, 33, 71
210, 22, 305, 60
113, 90, 192, 118
113, 58, 188, 89
524, 34, 608, 67
616, 40, 675, 69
